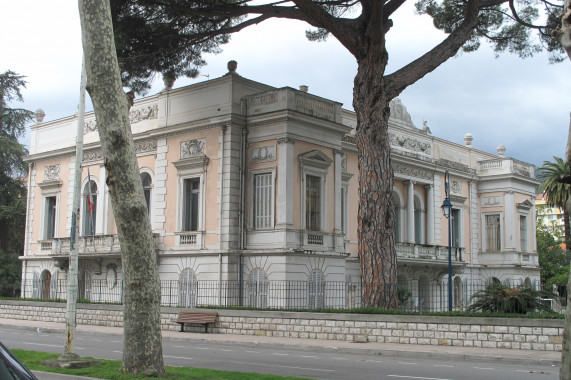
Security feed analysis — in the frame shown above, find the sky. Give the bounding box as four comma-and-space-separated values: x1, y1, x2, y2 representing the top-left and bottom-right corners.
1, 1, 569, 169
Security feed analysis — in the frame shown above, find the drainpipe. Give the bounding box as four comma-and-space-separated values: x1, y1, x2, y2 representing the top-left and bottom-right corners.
22, 162, 34, 297
238, 99, 248, 305
219, 125, 226, 306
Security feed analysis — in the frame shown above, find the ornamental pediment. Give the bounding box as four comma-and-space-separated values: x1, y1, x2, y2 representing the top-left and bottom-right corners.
299, 150, 333, 169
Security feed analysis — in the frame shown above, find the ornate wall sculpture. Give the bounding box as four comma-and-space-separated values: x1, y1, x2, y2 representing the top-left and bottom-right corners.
180, 138, 206, 159
388, 132, 432, 155
44, 165, 60, 181
392, 164, 433, 181
250, 145, 276, 163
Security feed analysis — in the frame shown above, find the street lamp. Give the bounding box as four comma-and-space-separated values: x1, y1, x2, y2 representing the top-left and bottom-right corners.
441, 170, 453, 312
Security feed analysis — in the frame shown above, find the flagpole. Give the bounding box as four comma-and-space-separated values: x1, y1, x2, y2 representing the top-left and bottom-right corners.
63, 56, 86, 360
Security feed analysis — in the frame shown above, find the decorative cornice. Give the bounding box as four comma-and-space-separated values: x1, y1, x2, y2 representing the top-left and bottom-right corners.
389, 132, 431, 155
392, 164, 433, 181
83, 140, 157, 163
277, 137, 295, 145
44, 164, 60, 181
84, 103, 159, 134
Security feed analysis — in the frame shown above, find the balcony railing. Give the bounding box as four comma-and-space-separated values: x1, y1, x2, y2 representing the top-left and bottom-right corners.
47, 234, 159, 256
396, 243, 464, 262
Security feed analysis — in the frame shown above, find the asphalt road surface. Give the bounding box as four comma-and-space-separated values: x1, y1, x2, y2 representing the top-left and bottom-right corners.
0, 326, 559, 380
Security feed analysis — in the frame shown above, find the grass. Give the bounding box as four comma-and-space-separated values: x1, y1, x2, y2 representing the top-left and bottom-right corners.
14, 349, 311, 380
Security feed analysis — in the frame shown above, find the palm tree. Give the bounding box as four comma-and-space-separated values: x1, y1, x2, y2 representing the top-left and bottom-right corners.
537, 157, 571, 250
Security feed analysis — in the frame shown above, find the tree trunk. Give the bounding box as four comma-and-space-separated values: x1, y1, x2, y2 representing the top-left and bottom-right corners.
353, 46, 399, 308
78, 0, 164, 375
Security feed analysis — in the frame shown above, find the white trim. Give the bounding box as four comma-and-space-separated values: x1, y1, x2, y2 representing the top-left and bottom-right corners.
175, 158, 208, 248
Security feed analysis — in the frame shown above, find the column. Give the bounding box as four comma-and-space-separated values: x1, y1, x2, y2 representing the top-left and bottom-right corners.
97, 164, 107, 234
334, 150, 343, 249
504, 191, 516, 251
405, 181, 415, 243
276, 137, 295, 228
425, 184, 435, 245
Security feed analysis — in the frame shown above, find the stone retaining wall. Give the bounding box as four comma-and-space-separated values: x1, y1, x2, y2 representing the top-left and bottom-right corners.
0, 300, 564, 351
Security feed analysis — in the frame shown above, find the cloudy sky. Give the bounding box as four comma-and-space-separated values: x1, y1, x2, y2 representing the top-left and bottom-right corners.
1, 1, 569, 168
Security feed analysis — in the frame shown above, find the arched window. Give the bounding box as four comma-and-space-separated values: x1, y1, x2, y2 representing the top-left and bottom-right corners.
40, 270, 51, 300
83, 180, 97, 236
453, 276, 463, 311
524, 277, 532, 288
141, 172, 152, 216
392, 192, 401, 243
418, 275, 430, 312
248, 268, 268, 308
308, 270, 325, 309
179, 269, 198, 307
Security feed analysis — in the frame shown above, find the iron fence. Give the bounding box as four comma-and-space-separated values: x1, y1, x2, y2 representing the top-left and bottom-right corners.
19, 278, 562, 314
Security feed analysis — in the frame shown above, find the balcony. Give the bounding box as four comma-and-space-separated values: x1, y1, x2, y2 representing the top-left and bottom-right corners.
478, 158, 535, 178
396, 243, 464, 266
45, 234, 159, 257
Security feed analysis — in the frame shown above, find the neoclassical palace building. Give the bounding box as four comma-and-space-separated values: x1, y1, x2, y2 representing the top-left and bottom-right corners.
21, 62, 540, 311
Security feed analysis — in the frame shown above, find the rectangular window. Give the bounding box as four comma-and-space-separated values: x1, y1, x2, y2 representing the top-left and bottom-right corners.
254, 173, 273, 229
451, 209, 460, 247
485, 214, 501, 251
44, 196, 57, 239
183, 178, 200, 231
520, 215, 528, 252
341, 186, 347, 235
306, 175, 321, 231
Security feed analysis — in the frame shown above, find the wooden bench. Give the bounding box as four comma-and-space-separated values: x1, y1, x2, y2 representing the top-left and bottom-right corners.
172, 311, 218, 333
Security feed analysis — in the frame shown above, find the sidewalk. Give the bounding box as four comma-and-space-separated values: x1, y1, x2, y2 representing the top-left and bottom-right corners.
0, 317, 561, 379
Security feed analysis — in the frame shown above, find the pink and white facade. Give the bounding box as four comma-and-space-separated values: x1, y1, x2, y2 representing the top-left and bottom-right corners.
21, 64, 540, 310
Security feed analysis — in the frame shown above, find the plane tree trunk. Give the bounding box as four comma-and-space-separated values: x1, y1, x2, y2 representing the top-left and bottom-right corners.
78, 0, 165, 375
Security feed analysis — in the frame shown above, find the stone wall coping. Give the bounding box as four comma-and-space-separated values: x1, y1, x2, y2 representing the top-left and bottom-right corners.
1, 300, 563, 329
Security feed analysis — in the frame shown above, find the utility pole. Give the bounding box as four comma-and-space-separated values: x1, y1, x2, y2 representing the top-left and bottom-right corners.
62, 59, 86, 360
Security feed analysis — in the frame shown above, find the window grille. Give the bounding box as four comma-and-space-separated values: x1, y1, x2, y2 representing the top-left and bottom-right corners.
485, 214, 501, 251
306, 175, 321, 231
254, 173, 272, 229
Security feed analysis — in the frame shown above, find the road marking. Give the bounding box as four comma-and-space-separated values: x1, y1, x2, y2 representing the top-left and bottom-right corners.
246, 350, 260, 354
398, 362, 418, 365
473, 367, 494, 370
173, 345, 186, 348
388, 375, 454, 380
164, 355, 192, 360
434, 365, 454, 368
230, 360, 335, 373
334, 357, 349, 361
221, 349, 233, 352
23, 343, 61, 348
194, 347, 209, 350
302, 355, 320, 359
113, 351, 122, 354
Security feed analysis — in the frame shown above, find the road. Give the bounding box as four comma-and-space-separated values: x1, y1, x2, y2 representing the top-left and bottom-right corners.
0, 326, 559, 380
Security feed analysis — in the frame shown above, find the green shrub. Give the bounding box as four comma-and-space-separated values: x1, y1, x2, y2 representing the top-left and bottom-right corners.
467, 283, 553, 314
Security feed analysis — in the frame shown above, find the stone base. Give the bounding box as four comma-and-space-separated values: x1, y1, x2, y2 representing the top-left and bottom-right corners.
42, 353, 100, 369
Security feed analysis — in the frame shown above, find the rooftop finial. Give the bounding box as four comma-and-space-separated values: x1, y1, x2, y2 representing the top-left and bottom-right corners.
35, 109, 45, 124
227, 60, 238, 75
464, 133, 473, 146
497, 144, 506, 157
